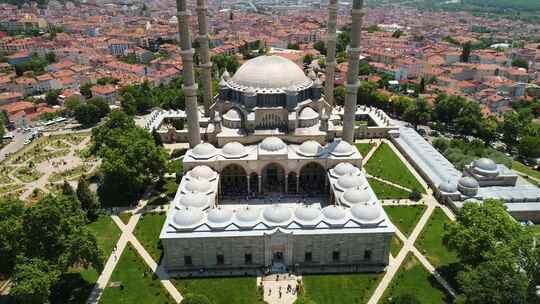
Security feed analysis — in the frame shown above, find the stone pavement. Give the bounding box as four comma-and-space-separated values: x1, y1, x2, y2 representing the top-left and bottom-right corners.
259, 274, 300, 304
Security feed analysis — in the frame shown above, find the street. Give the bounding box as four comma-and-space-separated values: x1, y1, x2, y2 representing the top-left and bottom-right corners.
0, 130, 32, 162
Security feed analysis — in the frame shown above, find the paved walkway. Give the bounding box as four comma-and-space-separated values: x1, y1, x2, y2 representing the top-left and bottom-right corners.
259, 274, 300, 304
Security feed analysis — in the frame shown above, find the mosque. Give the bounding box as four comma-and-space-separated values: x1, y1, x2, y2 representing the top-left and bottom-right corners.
158, 0, 398, 274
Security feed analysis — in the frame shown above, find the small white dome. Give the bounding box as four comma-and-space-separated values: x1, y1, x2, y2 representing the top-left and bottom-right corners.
173, 208, 204, 227
235, 206, 260, 223
342, 188, 372, 205
294, 205, 321, 222
474, 158, 497, 171
351, 202, 382, 222
297, 140, 323, 157
223, 108, 242, 121
178, 192, 209, 209
185, 178, 212, 193
333, 163, 357, 177
188, 165, 215, 180
191, 142, 217, 159
331, 140, 354, 156
337, 174, 364, 190
207, 207, 233, 224
260, 137, 286, 152
263, 204, 292, 223
458, 176, 479, 189
222, 142, 247, 158
299, 107, 319, 120
322, 205, 346, 221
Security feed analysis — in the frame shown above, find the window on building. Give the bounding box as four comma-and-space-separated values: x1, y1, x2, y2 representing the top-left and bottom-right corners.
184, 255, 192, 266
332, 251, 340, 262
364, 250, 372, 261
244, 253, 252, 264
305, 251, 312, 262
216, 254, 225, 265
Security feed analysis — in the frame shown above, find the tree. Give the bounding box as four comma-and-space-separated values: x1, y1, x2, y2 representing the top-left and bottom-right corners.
478, 116, 498, 144
512, 58, 529, 69
499, 111, 530, 151
313, 41, 326, 55
392, 30, 403, 39
402, 99, 431, 128
294, 296, 317, 304
358, 61, 371, 76
45, 52, 56, 64
77, 176, 100, 221
419, 77, 426, 94
0, 117, 5, 140
61, 180, 75, 197
517, 136, 540, 159
334, 85, 346, 107
287, 43, 300, 50
79, 83, 94, 98
181, 294, 212, 304
0, 198, 24, 274
389, 293, 420, 304
303, 54, 314, 66
45, 89, 62, 106
408, 188, 422, 201
461, 42, 472, 62
10, 258, 60, 304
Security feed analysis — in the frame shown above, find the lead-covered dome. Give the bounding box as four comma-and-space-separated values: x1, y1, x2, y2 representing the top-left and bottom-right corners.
178, 192, 210, 209
191, 142, 217, 159
330, 140, 355, 157
341, 188, 372, 205
260, 137, 286, 152
172, 208, 204, 227
294, 205, 321, 222
332, 163, 357, 177
322, 205, 346, 221
235, 206, 260, 224
184, 178, 212, 194
297, 140, 323, 157
351, 202, 382, 222
222, 142, 247, 158
474, 158, 497, 171
299, 107, 319, 120
263, 204, 292, 224
438, 181, 458, 193
188, 165, 216, 180
337, 174, 364, 190
207, 207, 233, 224
230, 55, 312, 90
223, 108, 242, 121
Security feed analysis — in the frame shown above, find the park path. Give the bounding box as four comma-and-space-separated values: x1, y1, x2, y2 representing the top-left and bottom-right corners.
259, 273, 300, 304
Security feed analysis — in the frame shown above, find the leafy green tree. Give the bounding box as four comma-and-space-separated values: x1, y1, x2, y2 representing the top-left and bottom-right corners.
366, 25, 380, 33
0, 117, 5, 139
402, 99, 431, 128
408, 189, 422, 201
10, 257, 60, 304
45, 52, 56, 64
517, 136, 540, 159
61, 180, 75, 197
499, 111, 530, 151
87, 96, 110, 118
212, 54, 240, 74
45, 89, 62, 105
358, 61, 371, 76
79, 83, 94, 98
392, 96, 415, 117
0, 198, 24, 274
181, 293, 212, 304
478, 116, 498, 144
454, 101, 482, 136
392, 30, 403, 39
313, 40, 326, 55
461, 42, 472, 62
77, 176, 100, 221
303, 54, 314, 66
97, 77, 119, 86
287, 43, 300, 50
334, 85, 346, 107
512, 58, 529, 69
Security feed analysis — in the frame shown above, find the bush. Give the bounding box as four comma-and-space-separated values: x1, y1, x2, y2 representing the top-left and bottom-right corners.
409, 189, 422, 201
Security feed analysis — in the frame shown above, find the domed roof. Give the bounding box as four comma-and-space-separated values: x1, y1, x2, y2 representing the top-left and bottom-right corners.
172, 208, 204, 227
473, 158, 497, 171
222, 142, 247, 158
351, 202, 382, 222
458, 176, 479, 189
191, 142, 217, 159
438, 181, 458, 193
299, 107, 319, 120
178, 192, 209, 209
337, 174, 364, 190
188, 165, 216, 180
263, 204, 292, 224
322, 205, 346, 221
235, 206, 260, 223
297, 140, 323, 157
184, 178, 212, 193
331, 140, 355, 156
230, 55, 312, 90
294, 205, 321, 222
260, 137, 286, 152
223, 108, 241, 121
332, 163, 357, 177
207, 207, 233, 224
341, 188, 372, 205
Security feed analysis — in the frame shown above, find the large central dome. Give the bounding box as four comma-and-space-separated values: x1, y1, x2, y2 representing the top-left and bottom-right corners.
230, 55, 312, 90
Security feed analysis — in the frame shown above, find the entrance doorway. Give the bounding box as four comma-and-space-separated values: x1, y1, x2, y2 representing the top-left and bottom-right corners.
273, 251, 284, 263
262, 163, 285, 193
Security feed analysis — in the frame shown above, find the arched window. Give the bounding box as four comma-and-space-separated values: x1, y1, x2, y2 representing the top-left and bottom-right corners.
299, 162, 326, 195
221, 164, 247, 197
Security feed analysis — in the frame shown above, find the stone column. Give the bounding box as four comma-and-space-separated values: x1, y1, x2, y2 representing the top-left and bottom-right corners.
177, 0, 201, 147
296, 175, 300, 193
342, 0, 365, 144
324, 0, 338, 106
258, 175, 262, 194
196, 0, 213, 116
247, 175, 251, 195
284, 174, 288, 193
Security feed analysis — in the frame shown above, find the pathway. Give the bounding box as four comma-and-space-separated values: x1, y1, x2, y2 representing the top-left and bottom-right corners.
259, 274, 300, 304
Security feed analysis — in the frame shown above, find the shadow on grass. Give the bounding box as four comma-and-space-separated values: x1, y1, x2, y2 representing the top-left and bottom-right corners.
50, 272, 94, 304
436, 262, 463, 293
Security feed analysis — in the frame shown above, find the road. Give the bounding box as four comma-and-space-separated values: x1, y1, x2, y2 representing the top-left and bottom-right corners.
0, 130, 32, 162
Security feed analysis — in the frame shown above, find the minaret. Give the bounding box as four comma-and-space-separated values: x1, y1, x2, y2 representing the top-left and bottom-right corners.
324, 0, 338, 106
342, 0, 364, 144
196, 0, 213, 116
177, 0, 201, 147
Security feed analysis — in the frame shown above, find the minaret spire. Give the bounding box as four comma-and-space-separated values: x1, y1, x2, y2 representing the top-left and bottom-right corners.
342, 0, 365, 144
176, 0, 201, 147
324, 0, 338, 106
196, 0, 213, 116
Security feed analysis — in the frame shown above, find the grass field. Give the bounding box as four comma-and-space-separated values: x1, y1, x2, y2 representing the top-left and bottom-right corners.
118, 212, 132, 225
382, 254, 450, 304
100, 245, 174, 304
368, 178, 411, 200
87, 215, 121, 262
133, 213, 167, 262
302, 273, 382, 304
365, 143, 425, 193
355, 143, 376, 156
512, 161, 540, 181
384, 205, 427, 236
390, 236, 403, 258
416, 208, 459, 268
173, 277, 264, 304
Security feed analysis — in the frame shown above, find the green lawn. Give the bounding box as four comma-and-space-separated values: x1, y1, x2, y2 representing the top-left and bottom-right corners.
355, 143, 375, 157
416, 208, 459, 268
133, 213, 166, 262
382, 254, 450, 304
118, 212, 132, 225
512, 161, 540, 181
532, 225, 540, 236
100, 245, 174, 304
390, 236, 403, 258
173, 277, 263, 304
365, 143, 425, 193
368, 178, 411, 200
87, 215, 122, 262
384, 205, 427, 237
302, 273, 383, 304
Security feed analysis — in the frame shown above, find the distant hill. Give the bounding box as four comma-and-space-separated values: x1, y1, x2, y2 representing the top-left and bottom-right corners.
463, 0, 540, 11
